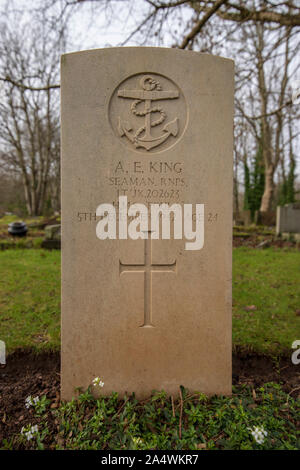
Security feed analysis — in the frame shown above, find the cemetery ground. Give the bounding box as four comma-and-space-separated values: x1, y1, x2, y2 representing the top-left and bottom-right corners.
0, 218, 300, 450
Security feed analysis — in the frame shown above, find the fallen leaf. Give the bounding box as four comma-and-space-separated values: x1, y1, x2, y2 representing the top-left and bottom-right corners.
245, 305, 257, 312
197, 443, 206, 449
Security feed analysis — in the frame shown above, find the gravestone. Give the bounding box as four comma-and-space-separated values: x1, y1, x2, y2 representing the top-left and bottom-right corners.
61, 48, 234, 400
41, 224, 61, 249
276, 203, 300, 235
45, 224, 61, 240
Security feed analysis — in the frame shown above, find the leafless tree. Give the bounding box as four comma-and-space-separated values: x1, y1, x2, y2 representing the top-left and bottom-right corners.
67, 0, 300, 211
1, 0, 299, 215
64, 0, 300, 48
0, 3, 64, 215
234, 19, 300, 211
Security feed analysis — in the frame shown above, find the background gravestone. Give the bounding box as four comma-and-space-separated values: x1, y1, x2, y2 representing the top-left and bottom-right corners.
61, 48, 234, 400
276, 203, 300, 235
41, 224, 61, 249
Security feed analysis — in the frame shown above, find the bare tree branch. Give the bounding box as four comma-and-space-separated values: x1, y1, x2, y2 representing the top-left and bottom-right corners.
179, 0, 228, 49
0, 76, 60, 91
247, 99, 293, 120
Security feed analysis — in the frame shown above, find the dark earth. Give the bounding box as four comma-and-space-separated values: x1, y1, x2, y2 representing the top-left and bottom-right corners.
232, 233, 300, 249
0, 351, 299, 448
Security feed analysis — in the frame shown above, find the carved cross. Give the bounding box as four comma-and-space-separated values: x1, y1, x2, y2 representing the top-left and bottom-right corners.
119, 233, 177, 327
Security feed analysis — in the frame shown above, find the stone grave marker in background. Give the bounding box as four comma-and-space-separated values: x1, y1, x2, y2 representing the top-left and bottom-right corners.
41, 224, 61, 249
276, 203, 300, 236
61, 48, 234, 399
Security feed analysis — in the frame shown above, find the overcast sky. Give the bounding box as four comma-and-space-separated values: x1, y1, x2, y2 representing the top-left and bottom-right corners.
0, 0, 150, 50
67, 2, 142, 51
66, 0, 192, 52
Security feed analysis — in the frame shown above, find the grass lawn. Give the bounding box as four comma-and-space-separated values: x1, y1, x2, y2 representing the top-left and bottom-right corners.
233, 247, 300, 356
0, 247, 299, 356
1, 247, 300, 451
0, 249, 60, 353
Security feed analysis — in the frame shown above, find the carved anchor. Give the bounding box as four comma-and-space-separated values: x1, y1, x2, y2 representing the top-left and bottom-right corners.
117, 75, 179, 151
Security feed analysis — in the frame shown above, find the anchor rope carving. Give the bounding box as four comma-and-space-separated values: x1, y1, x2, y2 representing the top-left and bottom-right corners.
117, 74, 179, 151
131, 99, 167, 145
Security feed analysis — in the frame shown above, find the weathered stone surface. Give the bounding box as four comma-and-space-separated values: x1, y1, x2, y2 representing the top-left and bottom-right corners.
61, 48, 234, 400
45, 224, 61, 240
41, 224, 61, 249
276, 204, 300, 235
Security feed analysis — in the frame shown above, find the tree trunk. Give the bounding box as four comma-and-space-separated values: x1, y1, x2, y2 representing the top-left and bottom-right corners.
260, 166, 274, 212
22, 175, 33, 215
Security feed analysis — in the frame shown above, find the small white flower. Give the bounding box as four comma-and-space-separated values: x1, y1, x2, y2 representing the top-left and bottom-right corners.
25, 395, 40, 409
249, 426, 268, 444
21, 424, 38, 441
92, 377, 104, 387
25, 396, 33, 409
26, 431, 33, 441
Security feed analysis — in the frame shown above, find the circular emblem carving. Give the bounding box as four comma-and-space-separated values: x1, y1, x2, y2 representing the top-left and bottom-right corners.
109, 73, 187, 153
